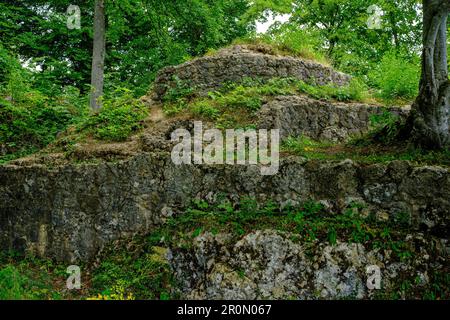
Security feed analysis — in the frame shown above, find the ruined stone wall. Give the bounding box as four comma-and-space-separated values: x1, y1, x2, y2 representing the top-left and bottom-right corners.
1, 154, 448, 262
257, 96, 410, 142
152, 45, 351, 101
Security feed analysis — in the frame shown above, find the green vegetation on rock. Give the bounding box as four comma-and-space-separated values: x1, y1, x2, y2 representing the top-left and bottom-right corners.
163, 77, 372, 128
1, 197, 447, 300
282, 136, 450, 167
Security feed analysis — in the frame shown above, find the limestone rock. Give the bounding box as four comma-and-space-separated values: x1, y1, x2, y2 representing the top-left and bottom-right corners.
152, 45, 351, 101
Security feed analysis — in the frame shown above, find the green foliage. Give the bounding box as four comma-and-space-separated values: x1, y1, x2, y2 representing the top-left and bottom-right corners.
0, 253, 68, 300
283, 135, 450, 167
158, 197, 411, 252
271, 26, 327, 63
164, 77, 371, 129
0, 50, 88, 163
77, 89, 148, 141
162, 76, 195, 103
367, 109, 402, 143
0, 0, 250, 96
254, 0, 422, 72
91, 245, 175, 300
422, 271, 450, 300
191, 101, 221, 120
214, 84, 264, 111
296, 78, 370, 102
82, 194, 446, 300
0, 45, 21, 88
348, 107, 408, 147
327, 227, 337, 245
0, 265, 34, 300
368, 52, 420, 101
0, 195, 446, 300
235, 26, 329, 65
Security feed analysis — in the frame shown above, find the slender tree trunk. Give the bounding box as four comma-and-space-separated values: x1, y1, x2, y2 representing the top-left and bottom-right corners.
407, 0, 450, 149
388, 13, 400, 49
90, 0, 106, 111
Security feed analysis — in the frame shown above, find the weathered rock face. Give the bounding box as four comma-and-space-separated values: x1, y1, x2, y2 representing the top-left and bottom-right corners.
0, 43, 447, 300
0, 154, 448, 262
257, 96, 410, 142
168, 230, 445, 300
152, 45, 351, 101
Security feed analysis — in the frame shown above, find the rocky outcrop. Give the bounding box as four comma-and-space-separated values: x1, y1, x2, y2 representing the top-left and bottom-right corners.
0, 43, 447, 300
152, 45, 351, 101
257, 96, 410, 142
1, 154, 448, 262
169, 230, 445, 299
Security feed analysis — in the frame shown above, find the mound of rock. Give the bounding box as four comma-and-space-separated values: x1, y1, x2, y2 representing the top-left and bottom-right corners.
152, 44, 351, 101
1, 42, 447, 301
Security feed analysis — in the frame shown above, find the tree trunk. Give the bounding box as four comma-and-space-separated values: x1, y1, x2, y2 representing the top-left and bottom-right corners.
407, 0, 449, 149
90, 0, 106, 111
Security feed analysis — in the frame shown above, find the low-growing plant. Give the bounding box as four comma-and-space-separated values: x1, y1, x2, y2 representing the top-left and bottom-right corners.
0, 265, 33, 300
191, 100, 220, 119
77, 88, 148, 141
162, 76, 195, 103
0, 49, 89, 163
233, 27, 329, 65
0, 253, 69, 300
296, 78, 370, 102
91, 245, 175, 300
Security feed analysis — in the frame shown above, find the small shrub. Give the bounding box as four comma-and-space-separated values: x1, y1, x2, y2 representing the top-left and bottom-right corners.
0, 48, 88, 163
91, 246, 175, 300
0, 93, 84, 162
368, 110, 402, 143
162, 76, 194, 103
269, 27, 329, 65
78, 88, 148, 141
0, 265, 31, 300
368, 52, 419, 102
0, 261, 60, 300
191, 100, 220, 119
215, 85, 263, 111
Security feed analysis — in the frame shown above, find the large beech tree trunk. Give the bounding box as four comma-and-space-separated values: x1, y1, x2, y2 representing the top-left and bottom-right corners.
408, 0, 449, 149
90, 0, 106, 111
